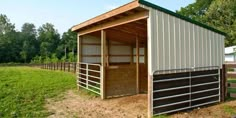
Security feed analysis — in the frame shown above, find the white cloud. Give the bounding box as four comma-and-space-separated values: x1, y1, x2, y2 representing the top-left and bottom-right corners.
104, 4, 119, 10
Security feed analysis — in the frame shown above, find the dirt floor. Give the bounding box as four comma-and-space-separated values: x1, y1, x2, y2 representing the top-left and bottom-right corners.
171, 100, 236, 118
46, 90, 148, 118
46, 90, 236, 118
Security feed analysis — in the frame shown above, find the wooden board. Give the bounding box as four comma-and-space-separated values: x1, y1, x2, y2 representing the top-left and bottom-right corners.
105, 65, 136, 98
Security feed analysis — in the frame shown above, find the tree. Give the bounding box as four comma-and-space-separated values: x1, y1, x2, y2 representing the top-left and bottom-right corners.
0, 14, 21, 63
203, 0, 236, 46
61, 29, 77, 61
38, 23, 60, 58
177, 0, 214, 22
20, 23, 38, 62
177, 0, 236, 47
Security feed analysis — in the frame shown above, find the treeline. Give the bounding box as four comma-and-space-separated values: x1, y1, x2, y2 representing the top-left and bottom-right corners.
177, 0, 236, 47
0, 14, 77, 63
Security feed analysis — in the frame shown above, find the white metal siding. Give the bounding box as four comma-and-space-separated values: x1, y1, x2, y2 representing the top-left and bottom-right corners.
81, 35, 101, 63
81, 36, 132, 63
109, 41, 131, 63
142, 5, 225, 74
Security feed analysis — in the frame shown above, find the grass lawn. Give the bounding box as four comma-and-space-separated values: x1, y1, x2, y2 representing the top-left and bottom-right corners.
0, 67, 76, 117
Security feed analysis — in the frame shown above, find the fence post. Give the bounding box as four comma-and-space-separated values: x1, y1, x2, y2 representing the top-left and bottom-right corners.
74, 62, 76, 73
68, 62, 70, 72
222, 64, 227, 102
86, 63, 88, 89
64, 62, 66, 71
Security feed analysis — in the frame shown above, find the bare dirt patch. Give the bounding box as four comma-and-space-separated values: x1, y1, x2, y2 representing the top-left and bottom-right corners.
45, 90, 147, 118
170, 100, 236, 118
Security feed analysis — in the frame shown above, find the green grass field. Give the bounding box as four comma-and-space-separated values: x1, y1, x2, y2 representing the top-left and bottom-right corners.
0, 67, 76, 117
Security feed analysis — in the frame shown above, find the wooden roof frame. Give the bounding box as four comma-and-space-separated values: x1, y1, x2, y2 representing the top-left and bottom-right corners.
72, 0, 226, 36
71, 0, 148, 36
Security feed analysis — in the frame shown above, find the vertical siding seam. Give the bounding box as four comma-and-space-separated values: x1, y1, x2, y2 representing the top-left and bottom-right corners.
155, 10, 159, 71
179, 19, 181, 69
184, 21, 186, 70
173, 17, 176, 70
168, 15, 171, 71
193, 25, 195, 67
162, 12, 165, 71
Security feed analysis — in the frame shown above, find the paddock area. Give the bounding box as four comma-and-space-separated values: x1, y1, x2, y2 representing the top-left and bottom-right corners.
72, 0, 226, 117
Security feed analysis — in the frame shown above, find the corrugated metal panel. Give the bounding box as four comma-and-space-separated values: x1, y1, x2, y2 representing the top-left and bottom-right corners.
81, 35, 101, 63
142, 5, 225, 74
109, 41, 131, 63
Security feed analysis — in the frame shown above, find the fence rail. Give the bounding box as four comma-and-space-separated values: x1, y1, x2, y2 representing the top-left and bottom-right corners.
41, 62, 77, 73
77, 62, 102, 95
223, 63, 236, 99
152, 66, 221, 116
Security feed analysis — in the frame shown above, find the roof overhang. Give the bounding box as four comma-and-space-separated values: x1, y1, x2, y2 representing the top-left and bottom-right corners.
72, 0, 227, 36
71, 0, 149, 36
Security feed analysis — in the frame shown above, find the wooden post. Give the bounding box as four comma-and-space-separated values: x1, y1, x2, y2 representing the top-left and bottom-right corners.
148, 75, 153, 118
145, 44, 148, 65
222, 64, 227, 102
106, 40, 110, 67
77, 35, 82, 90
74, 62, 76, 73
60, 62, 63, 71
64, 62, 66, 71
68, 63, 70, 72
136, 36, 139, 94
101, 30, 107, 99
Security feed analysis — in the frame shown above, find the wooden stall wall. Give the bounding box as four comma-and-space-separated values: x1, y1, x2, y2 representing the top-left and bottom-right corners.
105, 65, 137, 98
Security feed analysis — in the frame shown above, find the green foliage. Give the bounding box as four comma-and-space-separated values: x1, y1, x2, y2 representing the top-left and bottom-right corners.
0, 14, 21, 63
0, 14, 77, 63
60, 55, 67, 62
203, 0, 236, 46
30, 55, 43, 64
44, 56, 51, 63
50, 53, 59, 63
177, 0, 214, 21
177, 0, 236, 47
38, 23, 60, 58
68, 52, 76, 62
20, 23, 38, 63
0, 67, 76, 117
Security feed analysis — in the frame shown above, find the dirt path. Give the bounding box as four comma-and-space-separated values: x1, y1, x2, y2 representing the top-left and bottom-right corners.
46, 90, 147, 118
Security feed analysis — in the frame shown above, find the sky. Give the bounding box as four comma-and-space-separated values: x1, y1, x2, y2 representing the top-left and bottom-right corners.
0, 0, 195, 35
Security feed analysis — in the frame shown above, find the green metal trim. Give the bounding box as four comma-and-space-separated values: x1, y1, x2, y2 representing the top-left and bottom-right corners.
139, 0, 227, 36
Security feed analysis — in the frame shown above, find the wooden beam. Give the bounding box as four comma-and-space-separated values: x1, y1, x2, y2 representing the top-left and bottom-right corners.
145, 43, 148, 65
136, 36, 140, 94
77, 34, 82, 90
107, 40, 110, 67
101, 30, 107, 99
78, 11, 148, 35
72, 0, 140, 31
111, 26, 147, 38
107, 28, 146, 42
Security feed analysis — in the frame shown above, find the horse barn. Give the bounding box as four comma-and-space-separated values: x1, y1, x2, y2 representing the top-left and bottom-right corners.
71, 0, 226, 117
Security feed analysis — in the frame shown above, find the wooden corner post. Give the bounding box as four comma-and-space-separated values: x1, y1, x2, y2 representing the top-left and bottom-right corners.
136, 36, 140, 94
77, 34, 82, 90
101, 30, 107, 99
